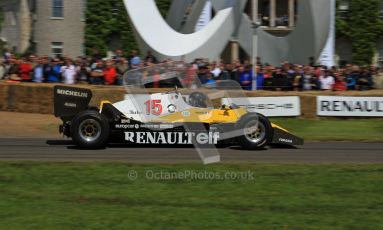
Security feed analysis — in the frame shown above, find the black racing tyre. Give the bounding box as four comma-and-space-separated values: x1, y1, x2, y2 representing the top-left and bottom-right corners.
70, 110, 110, 149
236, 113, 273, 150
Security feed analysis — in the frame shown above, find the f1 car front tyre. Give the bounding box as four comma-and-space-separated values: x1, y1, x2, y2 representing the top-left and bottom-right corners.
236, 113, 273, 150
71, 110, 110, 149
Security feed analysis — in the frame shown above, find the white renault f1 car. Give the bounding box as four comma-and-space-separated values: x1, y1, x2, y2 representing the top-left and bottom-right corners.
53, 62, 303, 150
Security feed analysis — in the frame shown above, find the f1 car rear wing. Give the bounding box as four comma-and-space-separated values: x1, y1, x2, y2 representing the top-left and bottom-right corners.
53, 85, 92, 118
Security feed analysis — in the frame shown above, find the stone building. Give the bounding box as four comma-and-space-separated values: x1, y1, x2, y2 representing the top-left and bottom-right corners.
252, 0, 297, 35
251, 0, 383, 66
0, 0, 86, 57
0, 0, 23, 53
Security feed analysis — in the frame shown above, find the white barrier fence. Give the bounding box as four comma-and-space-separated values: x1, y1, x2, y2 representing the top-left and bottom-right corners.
120, 94, 383, 118
223, 96, 383, 117
317, 96, 383, 117
222, 97, 301, 117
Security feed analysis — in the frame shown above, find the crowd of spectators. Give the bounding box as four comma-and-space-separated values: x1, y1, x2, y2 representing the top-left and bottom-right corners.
0, 49, 149, 86
0, 49, 382, 91
194, 57, 382, 91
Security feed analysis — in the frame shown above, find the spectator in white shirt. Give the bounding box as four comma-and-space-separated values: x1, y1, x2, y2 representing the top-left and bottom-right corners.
61, 59, 76, 84
319, 70, 335, 91
210, 61, 222, 79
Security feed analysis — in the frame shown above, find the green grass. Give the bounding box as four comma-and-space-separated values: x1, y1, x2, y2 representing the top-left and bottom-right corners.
0, 162, 383, 229
270, 118, 383, 142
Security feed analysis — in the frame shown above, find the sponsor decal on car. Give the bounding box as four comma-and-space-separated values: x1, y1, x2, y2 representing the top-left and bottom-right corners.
115, 124, 136, 129
127, 110, 143, 115
159, 124, 174, 129
139, 124, 174, 129
182, 111, 190, 117
56, 89, 88, 98
278, 138, 293, 144
115, 123, 175, 130
124, 132, 220, 145
64, 102, 77, 108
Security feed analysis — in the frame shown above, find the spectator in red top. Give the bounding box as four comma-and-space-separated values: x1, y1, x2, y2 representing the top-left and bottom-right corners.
19, 57, 33, 82
332, 71, 346, 91
314, 66, 322, 78
103, 60, 117, 85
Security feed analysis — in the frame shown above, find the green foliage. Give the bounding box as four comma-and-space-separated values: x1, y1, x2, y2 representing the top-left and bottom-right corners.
335, 0, 349, 38
156, 0, 172, 17
85, 0, 171, 57
85, 0, 134, 56
336, 0, 383, 65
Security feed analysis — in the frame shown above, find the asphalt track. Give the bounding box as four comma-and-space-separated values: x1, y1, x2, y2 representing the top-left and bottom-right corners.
0, 138, 382, 163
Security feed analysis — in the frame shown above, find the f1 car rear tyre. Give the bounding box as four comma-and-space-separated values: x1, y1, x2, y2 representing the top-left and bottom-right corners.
71, 110, 110, 149
236, 113, 273, 150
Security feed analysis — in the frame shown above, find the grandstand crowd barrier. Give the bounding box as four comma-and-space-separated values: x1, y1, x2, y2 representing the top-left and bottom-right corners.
1, 82, 383, 118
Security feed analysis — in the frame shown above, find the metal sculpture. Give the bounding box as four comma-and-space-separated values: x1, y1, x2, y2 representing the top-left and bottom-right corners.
123, 0, 331, 66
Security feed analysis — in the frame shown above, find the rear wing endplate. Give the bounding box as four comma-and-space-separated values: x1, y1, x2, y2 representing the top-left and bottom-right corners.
53, 85, 92, 118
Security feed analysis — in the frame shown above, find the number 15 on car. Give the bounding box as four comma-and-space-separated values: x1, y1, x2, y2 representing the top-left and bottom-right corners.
144, 99, 162, 116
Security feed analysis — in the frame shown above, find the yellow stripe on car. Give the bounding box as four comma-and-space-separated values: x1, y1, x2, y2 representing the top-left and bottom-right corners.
152, 108, 248, 124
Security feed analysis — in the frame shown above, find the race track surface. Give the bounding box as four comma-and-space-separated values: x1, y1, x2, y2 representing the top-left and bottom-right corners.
0, 138, 382, 163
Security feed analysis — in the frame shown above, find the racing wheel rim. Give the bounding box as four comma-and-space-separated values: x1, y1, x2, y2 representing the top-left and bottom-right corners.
243, 120, 266, 144
79, 119, 102, 142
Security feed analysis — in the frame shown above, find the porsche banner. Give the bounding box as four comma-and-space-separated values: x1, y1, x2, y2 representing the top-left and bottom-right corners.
222, 97, 301, 117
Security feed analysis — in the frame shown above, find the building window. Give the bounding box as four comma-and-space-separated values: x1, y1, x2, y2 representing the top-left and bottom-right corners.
339, 0, 349, 19
30, 0, 37, 13
52, 0, 64, 18
258, 0, 270, 27
51, 42, 63, 57
81, 0, 86, 21
275, 0, 289, 27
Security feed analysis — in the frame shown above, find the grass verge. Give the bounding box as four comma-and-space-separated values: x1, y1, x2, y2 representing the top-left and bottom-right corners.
270, 118, 383, 142
0, 162, 382, 229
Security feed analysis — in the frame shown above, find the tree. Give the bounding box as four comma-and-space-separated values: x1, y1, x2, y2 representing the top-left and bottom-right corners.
85, 0, 171, 57
336, 0, 383, 65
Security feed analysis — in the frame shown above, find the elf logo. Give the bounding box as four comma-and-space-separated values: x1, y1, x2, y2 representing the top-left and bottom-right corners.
124, 132, 220, 145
